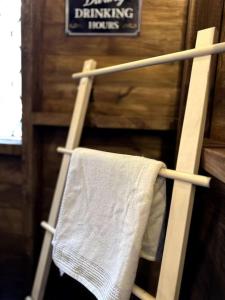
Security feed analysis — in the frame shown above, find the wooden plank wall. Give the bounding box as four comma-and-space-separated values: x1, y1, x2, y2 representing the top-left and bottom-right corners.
0, 151, 29, 299
0, 154, 24, 246
34, 0, 188, 130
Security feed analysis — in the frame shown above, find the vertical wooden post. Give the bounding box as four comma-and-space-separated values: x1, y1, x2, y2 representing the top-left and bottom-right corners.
26, 59, 97, 300
156, 28, 216, 300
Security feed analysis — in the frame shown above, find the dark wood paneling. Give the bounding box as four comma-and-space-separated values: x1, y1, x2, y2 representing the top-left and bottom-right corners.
0, 154, 24, 244
0, 209, 23, 235
0, 183, 23, 209
0, 155, 23, 234
210, 5, 225, 141
0, 156, 22, 185
177, 0, 224, 143
181, 178, 225, 300
202, 147, 225, 183
43, 0, 186, 56
0, 152, 26, 299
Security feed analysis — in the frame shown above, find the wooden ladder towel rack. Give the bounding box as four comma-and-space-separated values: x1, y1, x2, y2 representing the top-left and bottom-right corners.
26, 27, 223, 300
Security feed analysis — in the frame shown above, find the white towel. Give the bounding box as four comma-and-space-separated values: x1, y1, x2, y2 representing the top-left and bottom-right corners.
52, 148, 166, 300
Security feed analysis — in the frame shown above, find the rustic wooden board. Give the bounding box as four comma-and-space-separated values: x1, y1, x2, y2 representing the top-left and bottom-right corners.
202, 147, 225, 184
34, 0, 188, 130
42, 24, 184, 57
38, 86, 178, 129
41, 54, 180, 129
42, 55, 180, 86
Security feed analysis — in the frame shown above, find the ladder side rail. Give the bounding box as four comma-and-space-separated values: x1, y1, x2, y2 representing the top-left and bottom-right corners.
156, 27, 216, 300
27, 59, 97, 300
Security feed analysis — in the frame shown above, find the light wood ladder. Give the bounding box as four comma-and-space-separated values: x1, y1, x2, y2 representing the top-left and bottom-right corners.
26, 27, 224, 300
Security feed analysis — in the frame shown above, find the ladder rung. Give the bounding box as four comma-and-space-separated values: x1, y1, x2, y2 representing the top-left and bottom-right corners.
56, 147, 211, 188
41, 221, 55, 234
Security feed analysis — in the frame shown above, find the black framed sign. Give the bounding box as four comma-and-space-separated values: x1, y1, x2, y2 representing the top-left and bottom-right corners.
65, 0, 142, 36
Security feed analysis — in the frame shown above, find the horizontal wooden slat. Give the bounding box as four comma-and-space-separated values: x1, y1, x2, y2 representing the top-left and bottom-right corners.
40, 54, 180, 129
86, 114, 177, 130
202, 147, 225, 184
40, 78, 179, 129
43, 54, 180, 86
0, 144, 22, 156
203, 138, 225, 148
32, 112, 71, 127
41, 83, 178, 108
32, 111, 178, 130
89, 85, 178, 129
42, 24, 184, 58
35, 0, 188, 130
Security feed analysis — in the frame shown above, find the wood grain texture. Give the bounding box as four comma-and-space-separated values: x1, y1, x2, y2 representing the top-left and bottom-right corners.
202, 147, 225, 183
22, 0, 43, 262
32, 112, 71, 127
35, 0, 188, 130
210, 5, 225, 141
